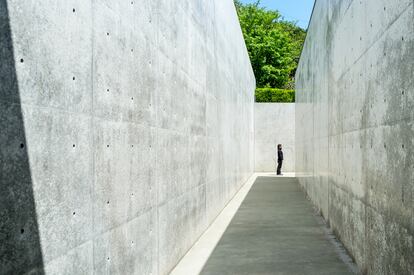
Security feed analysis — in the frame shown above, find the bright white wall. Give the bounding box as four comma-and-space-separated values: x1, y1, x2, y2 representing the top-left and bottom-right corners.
254, 103, 295, 172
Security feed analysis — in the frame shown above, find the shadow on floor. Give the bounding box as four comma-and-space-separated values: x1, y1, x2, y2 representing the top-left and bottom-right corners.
0, 0, 44, 273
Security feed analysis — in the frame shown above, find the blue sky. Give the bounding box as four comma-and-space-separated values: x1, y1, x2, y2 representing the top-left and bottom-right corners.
239, 0, 315, 29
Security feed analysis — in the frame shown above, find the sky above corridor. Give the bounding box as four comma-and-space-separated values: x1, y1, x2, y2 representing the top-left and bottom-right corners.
239, 0, 315, 29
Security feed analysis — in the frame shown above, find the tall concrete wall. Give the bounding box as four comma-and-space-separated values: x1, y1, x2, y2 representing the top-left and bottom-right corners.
254, 103, 295, 172
296, 0, 413, 274
0, 0, 255, 274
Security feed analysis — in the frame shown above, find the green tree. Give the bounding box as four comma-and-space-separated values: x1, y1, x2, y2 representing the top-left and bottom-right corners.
234, 0, 306, 90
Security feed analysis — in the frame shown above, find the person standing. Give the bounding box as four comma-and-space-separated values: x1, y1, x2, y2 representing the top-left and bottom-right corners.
277, 144, 283, 175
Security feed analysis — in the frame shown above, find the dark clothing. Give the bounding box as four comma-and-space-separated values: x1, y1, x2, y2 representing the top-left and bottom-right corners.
277, 150, 283, 162
277, 160, 283, 175
277, 149, 283, 175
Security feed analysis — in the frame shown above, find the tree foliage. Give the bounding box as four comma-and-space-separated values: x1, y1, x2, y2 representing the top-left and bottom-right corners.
234, 0, 306, 90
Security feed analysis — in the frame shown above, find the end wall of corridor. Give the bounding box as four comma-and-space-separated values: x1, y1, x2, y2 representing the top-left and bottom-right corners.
254, 103, 295, 172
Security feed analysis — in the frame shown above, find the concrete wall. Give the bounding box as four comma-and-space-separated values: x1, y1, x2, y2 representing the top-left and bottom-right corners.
296, 0, 414, 274
254, 103, 295, 172
0, 0, 255, 274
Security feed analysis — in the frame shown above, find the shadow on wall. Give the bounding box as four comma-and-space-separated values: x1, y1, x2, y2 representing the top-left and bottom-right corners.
0, 0, 44, 273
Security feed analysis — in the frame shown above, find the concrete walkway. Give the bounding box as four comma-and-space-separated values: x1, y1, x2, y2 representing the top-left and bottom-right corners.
200, 176, 355, 275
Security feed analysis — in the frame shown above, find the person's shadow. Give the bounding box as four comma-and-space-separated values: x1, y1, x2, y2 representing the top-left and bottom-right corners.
0, 0, 45, 273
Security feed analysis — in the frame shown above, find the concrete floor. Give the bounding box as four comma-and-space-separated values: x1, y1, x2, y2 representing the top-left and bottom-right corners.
199, 176, 356, 275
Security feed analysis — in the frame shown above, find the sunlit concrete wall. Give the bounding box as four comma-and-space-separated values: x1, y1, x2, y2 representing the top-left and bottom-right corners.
0, 0, 255, 274
254, 103, 295, 172
296, 0, 414, 274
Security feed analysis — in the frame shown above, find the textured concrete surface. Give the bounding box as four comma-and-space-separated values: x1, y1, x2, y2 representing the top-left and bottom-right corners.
170, 173, 297, 275
201, 176, 356, 275
296, 0, 414, 274
170, 173, 257, 275
254, 103, 295, 172
0, 0, 255, 274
